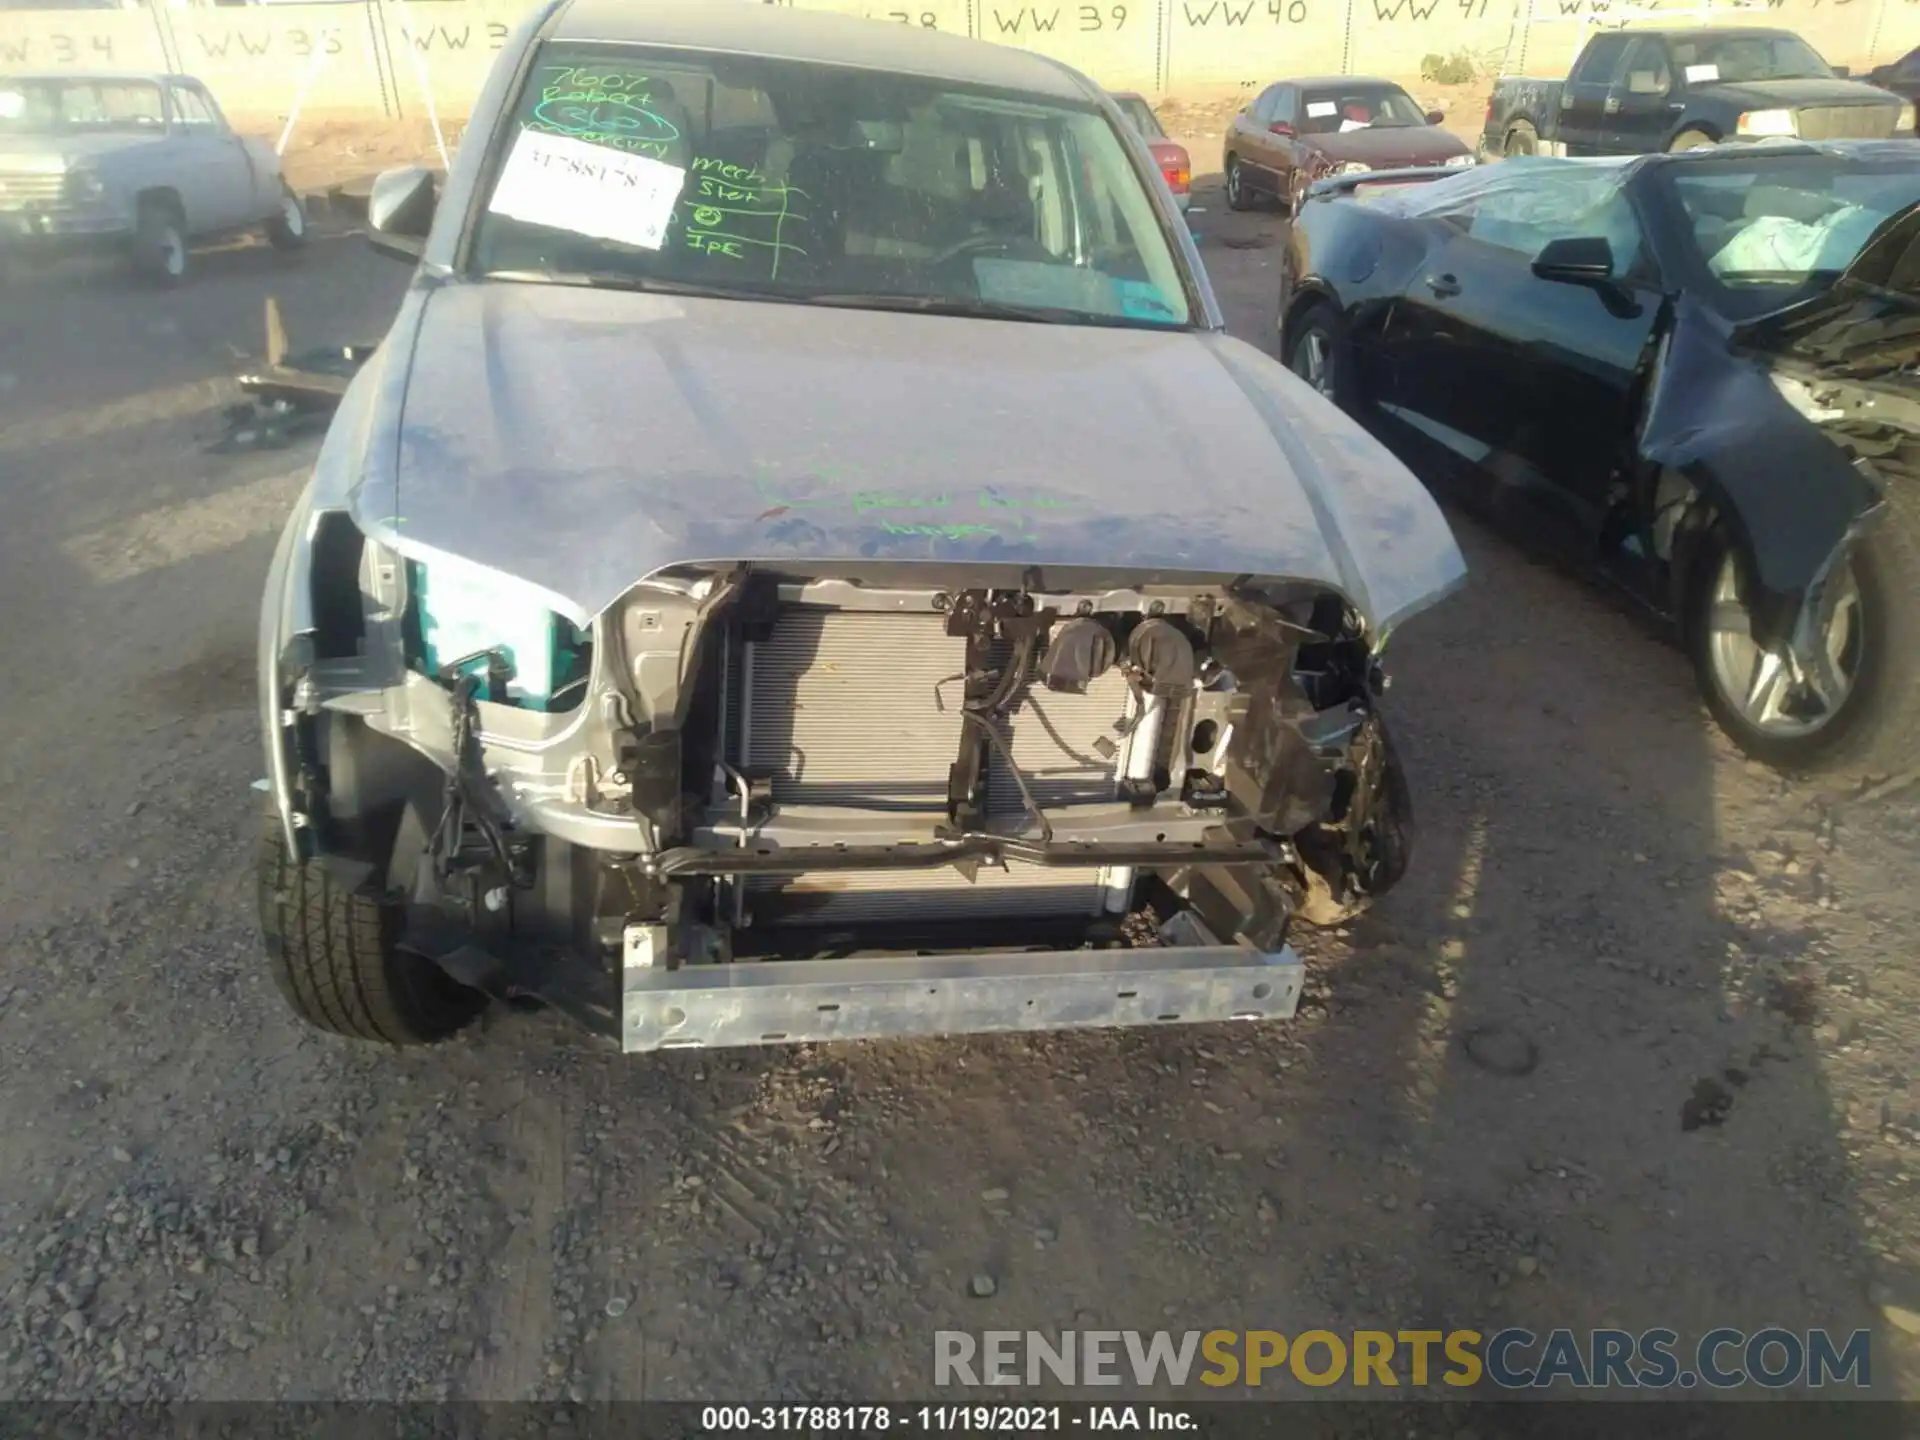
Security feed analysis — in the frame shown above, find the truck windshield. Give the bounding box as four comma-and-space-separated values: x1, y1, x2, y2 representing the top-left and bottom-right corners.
468, 43, 1193, 329
1669, 33, 1834, 84
1666, 154, 1920, 316
0, 78, 168, 134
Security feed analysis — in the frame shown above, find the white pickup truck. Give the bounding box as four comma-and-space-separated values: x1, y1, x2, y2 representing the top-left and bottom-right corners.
0, 70, 307, 284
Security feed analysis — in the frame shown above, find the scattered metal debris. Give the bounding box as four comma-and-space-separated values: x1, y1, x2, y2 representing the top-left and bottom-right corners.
206, 295, 372, 453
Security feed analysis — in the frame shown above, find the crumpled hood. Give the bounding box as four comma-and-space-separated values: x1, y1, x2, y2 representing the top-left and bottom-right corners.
1308, 125, 1470, 167
349, 281, 1465, 630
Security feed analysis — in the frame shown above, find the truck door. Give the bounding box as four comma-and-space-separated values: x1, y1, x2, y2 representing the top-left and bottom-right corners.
166, 82, 254, 231
1559, 33, 1633, 155
1605, 37, 1682, 153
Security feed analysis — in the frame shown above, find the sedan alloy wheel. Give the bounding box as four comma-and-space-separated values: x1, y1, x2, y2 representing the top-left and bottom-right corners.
1704, 548, 1863, 742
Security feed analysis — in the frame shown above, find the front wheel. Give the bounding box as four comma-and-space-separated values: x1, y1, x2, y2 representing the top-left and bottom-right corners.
258, 833, 486, 1045
130, 197, 188, 287
1225, 155, 1253, 212
1687, 500, 1920, 775
266, 181, 308, 251
1283, 302, 1349, 410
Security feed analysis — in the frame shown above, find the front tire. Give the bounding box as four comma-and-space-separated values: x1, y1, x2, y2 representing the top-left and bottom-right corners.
258, 833, 486, 1045
131, 197, 187, 287
1686, 499, 1920, 775
266, 181, 308, 251
1225, 154, 1254, 212
1283, 302, 1349, 410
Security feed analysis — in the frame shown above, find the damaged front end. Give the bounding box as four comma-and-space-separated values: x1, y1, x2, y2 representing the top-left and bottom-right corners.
264, 538, 1415, 1051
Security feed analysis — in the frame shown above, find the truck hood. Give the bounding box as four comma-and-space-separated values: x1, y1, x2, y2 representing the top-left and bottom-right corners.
1306, 125, 1471, 167
0, 132, 165, 169
1703, 77, 1904, 110
345, 281, 1466, 632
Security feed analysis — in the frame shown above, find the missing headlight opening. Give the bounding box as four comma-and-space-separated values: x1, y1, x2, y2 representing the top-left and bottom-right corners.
267, 564, 1414, 1050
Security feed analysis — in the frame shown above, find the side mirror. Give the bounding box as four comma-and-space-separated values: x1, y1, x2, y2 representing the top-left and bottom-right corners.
1269, 121, 1295, 137
1425, 108, 1445, 126
366, 164, 436, 261
1532, 235, 1614, 284
1831, 64, 1852, 78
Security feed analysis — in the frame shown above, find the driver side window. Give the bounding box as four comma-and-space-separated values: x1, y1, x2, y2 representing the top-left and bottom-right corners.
1460, 174, 1647, 278
1618, 38, 1672, 97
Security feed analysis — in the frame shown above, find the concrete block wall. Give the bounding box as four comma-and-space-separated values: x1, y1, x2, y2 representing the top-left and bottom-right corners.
4, 0, 1918, 125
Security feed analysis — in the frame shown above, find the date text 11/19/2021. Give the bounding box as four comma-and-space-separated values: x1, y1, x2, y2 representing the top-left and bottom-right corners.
699, 1406, 1193, 1432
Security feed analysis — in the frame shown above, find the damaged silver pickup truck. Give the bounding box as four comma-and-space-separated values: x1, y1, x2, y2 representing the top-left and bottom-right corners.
256, 0, 1466, 1052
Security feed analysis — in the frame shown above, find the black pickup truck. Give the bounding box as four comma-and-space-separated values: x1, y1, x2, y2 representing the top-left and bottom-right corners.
1483, 26, 1911, 158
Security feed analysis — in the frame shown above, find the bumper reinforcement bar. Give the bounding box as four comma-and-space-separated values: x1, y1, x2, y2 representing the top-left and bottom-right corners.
646, 834, 1283, 879
621, 943, 1302, 1050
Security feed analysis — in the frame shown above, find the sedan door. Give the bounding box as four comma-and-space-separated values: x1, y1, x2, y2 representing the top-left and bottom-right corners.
1229, 85, 1287, 200
1373, 170, 1664, 556
164, 82, 256, 232
1558, 33, 1633, 156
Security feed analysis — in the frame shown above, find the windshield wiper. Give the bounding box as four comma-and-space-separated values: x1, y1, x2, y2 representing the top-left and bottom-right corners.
480, 268, 792, 303
798, 292, 1181, 328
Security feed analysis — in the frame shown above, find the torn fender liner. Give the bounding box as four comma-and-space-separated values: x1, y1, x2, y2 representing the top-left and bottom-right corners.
1640, 292, 1882, 645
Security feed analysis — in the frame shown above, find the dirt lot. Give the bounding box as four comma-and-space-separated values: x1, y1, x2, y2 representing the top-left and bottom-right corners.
2, 108, 1920, 1420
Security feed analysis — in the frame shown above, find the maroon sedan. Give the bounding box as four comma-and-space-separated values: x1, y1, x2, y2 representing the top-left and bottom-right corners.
1223, 77, 1475, 215
1112, 91, 1192, 212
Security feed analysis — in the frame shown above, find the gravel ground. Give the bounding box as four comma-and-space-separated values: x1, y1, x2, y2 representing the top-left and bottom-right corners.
2, 154, 1919, 1413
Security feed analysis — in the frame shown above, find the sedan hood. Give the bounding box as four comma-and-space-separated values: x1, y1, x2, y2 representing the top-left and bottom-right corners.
1308, 125, 1469, 167
348, 282, 1465, 631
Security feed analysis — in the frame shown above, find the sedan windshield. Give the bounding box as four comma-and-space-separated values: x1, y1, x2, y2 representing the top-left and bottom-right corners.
0, 78, 167, 133
1666, 153, 1920, 316
1669, 33, 1833, 84
1298, 85, 1428, 134
1115, 95, 1166, 139
469, 44, 1193, 329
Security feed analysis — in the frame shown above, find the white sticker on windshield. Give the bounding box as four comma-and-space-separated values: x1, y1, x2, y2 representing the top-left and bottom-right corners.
487, 128, 686, 252
1684, 63, 1719, 83
1306, 101, 1337, 117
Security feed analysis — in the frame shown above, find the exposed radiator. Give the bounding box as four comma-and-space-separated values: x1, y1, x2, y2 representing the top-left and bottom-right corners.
723, 608, 1132, 923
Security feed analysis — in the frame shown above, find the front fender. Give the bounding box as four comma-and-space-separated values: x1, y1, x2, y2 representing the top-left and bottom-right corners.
1205, 334, 1468, 638
1641, 294, 1883, 647
259, 477, 319, 858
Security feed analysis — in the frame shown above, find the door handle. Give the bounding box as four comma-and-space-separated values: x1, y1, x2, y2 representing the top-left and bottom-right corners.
1424, 273, 1461, 298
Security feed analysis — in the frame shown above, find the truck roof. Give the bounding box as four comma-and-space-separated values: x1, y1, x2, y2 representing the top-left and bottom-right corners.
550, 0, 1094, 101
